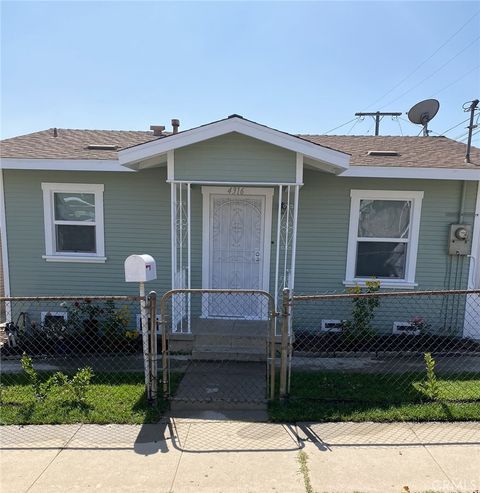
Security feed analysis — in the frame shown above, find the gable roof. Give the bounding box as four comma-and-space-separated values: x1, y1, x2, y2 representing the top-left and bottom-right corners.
0, 128, 160, 160
117, 116, 350, 172
300, 135, 480, 169
1, 120, 479, 170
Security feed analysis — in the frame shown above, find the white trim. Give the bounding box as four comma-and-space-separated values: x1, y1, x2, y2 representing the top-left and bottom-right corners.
0, 158, 134, 172
0, 170, 11, 320
320, 320, 345, 333
296, 153, 303, 184
468, 181, 480, 289
201, 186, 274, 317
3, 158, 479, 181
167, 150, 174, 181
42, 255, 107, 263
392, 321, 420, 336
340, 166, 480, 181
41, 311, 67, 323
41, 183, 105, 261
345, 189, 424, 287
343, 280, 418, 289
119, 117, 350, 171
168, 180, 303, 186
290, 185, 300, 291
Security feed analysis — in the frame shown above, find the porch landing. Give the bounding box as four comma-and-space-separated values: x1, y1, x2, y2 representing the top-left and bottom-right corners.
170, 318, 270, 362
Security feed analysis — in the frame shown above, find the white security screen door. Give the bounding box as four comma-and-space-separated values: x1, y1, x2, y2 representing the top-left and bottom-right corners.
202, 187, 273, 319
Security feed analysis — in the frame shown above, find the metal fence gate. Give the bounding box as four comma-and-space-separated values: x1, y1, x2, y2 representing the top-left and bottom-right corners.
159, 289, 277, 406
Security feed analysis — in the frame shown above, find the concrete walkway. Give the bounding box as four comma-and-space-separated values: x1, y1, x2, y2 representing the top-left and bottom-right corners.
1, 419, 479, 493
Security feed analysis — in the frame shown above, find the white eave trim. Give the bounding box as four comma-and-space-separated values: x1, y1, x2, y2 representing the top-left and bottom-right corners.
340, 165, 480, 181
0, 158, 134, 172
118, 117, 351, 172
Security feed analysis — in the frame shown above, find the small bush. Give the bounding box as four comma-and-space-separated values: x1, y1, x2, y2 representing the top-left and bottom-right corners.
343, 280, 381, 338
418, 352, 440, 400
21, 353, 56, 399
21, 353, 93, 404
53, 367, 94, 403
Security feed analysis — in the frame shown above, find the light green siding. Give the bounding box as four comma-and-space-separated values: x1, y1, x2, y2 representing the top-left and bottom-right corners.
3, 168, 171, 296
174, 133, 297, 183
294, 171, 476, 294
3, 156, 477, 335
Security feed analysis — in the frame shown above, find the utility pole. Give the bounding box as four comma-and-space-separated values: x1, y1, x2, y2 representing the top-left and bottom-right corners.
464, 99, 479, 164
355, 111, 402, 136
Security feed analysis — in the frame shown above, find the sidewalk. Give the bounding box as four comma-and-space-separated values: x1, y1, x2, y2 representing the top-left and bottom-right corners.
1, 417, 479, 493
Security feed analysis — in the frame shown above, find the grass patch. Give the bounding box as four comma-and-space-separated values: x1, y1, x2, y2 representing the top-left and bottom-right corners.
0, 372, 182, 425
269, 371, 480, 422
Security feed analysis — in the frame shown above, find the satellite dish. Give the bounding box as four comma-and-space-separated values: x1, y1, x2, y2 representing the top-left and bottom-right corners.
407, 99, 440, 136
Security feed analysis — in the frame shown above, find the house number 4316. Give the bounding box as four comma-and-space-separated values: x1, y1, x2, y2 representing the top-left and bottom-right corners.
228, 187, 244, 195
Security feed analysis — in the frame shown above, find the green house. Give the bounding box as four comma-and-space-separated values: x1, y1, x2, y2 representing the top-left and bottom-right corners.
1, 115, 479, 338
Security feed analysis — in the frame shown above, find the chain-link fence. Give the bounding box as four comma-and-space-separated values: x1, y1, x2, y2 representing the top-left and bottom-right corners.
0, 295, 153, 384
281, 288, 480, 413
159, 289, 276, 407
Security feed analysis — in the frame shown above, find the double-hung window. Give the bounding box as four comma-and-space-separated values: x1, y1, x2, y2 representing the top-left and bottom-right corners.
42, 183, 105, 262
345, 190, 423, 288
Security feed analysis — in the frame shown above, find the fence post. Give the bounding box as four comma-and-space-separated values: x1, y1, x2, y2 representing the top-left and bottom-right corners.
160, 295, 169, 399
279, 288, 291, 400
148, 291, 158, 404
269, 299, 276, 400
139, 282, 151, 402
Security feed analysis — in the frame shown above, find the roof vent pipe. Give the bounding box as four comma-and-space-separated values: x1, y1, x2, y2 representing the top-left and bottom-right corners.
172, 119, 180, 134
53, 128, 58, 137
150, 125, 165, 136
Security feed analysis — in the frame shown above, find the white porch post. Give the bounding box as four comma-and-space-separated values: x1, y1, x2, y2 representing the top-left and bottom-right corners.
171, 180, 192, 333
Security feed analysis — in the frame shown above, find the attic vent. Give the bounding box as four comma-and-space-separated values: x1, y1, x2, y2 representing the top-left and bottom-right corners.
367, 150, 400, 157
87, 144, 118, 151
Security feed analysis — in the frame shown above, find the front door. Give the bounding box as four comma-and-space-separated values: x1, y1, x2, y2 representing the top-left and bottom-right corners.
202, 187, 273, 318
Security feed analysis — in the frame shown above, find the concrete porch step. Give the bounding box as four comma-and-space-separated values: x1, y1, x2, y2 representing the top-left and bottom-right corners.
192, 346, 266, 362
194, 334, 267, 348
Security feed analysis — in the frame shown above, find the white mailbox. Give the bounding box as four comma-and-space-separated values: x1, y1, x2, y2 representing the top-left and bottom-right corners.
124, 254, 157, 283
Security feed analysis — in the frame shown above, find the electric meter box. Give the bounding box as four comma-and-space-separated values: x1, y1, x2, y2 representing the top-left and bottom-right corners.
448, 224, 472, 256
124, 254, 157, 282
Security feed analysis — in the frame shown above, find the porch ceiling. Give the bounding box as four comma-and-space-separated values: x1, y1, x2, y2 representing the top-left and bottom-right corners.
118, 115, 351, 174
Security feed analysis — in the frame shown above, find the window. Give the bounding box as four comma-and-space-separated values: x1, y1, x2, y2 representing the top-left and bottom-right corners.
42, 183, 105, 262
345, 190, 423, 288
41, 311, 67, 329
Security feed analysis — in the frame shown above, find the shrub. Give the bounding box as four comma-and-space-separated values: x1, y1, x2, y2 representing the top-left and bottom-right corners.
21, 353, 93, 403
343, 280, 381, 338
418, 352, 439, 400
52, 367, 94, 403
21, 353, 57, 399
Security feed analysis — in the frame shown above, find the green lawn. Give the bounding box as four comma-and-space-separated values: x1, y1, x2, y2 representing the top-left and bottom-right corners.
2, 370, 480, 425
269, 371, 480, 422
0, 372, 181, 425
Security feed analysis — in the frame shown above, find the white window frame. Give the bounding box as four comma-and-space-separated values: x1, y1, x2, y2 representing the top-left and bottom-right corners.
41, 311, 68, 323
41, 183, 106, 263
344, 190, 424, 289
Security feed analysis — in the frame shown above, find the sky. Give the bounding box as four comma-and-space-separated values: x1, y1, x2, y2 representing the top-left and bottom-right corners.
1, 1, 479, 144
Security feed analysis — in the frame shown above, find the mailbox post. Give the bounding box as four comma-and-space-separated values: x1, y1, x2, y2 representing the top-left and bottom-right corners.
124, 254, 157, 402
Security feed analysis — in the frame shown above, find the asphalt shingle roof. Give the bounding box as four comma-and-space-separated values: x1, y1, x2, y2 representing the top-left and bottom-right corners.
1, 127, 479, 168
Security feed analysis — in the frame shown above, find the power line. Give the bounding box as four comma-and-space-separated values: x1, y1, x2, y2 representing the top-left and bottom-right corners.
439, 117, 471, 136
323, 118, 358, 134
346, 117, 363, 135
361, 11, 480, 111
379, 35, 480, 110
429, 65, 480, 97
